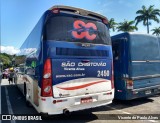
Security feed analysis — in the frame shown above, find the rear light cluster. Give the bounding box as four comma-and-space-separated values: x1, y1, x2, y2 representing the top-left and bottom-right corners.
126, 79, 133, 89
41, 59, 53, 97
52, 8, 60, 14
51, 8, 109, 25
102, 19, 108, 25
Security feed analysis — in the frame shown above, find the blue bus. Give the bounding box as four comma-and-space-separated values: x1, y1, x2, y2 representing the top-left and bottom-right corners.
16, 5, 114, 115
112, 33, 160, 100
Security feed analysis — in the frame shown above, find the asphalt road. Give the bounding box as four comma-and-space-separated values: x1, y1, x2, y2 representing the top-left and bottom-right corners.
1, 78, 160, 123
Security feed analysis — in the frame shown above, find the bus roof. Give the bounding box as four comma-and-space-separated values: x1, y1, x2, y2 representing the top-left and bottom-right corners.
49, 5, 108, 22
111, 32, 158, 41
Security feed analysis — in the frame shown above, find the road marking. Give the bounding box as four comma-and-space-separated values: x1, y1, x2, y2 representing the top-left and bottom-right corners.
5, 86, 16, 123
106, 105, 131, 114
106, 105, 158, 123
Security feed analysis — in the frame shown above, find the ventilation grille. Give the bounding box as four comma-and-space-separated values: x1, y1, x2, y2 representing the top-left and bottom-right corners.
56, 47, 109, 57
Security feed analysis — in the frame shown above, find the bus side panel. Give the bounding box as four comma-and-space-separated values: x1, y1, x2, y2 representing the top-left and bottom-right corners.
130, 34, 160, 78
128, 35, 160, 99
131, 62, 160, 78
16, 13, 46, 107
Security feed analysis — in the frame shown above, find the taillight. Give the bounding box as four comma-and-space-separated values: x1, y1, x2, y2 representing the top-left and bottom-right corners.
126, 79, 133, 89
111, 62, 114, 89
41, 59, 53, 97
102, 18, 108, 25
51, 8, 60, 14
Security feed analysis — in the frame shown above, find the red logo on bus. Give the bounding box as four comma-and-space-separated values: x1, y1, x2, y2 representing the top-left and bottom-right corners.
72, 20, 97, 40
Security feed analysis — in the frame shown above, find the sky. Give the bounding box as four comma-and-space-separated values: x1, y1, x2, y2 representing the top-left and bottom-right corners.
1, 0, 160, 55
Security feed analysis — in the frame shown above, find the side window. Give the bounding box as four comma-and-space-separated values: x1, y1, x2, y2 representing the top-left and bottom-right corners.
112, 42, 120, 61
15, 55, 26, 73
25, 53, 38, 75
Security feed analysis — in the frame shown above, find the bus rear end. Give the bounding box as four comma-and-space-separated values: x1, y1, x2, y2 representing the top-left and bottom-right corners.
112, 33, 160, 100
39, 6, 114, 115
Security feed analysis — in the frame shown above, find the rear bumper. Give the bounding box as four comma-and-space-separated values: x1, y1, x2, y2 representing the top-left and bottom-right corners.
115, 85, 160, 100
129, 85, 160, 99
37, 89, 114, 115
132, 84, 160, 91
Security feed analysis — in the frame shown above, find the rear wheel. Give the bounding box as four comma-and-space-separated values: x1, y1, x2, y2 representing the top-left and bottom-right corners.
40, 113, 49, 119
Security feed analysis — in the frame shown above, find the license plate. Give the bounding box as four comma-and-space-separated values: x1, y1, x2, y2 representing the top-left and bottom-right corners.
81, 97, 93, 104
145, 90, 151, 95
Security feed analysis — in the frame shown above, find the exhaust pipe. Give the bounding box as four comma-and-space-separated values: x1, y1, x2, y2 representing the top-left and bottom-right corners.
63, 109, 70, 116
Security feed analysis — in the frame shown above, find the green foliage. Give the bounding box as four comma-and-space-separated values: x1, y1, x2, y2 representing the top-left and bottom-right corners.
0, 53, 25, 69
108, 18, 117, 32
152, 27, 160, 36
117, 20, 138, 32
0, 53, 12, 69
15, 55, 26, 65
135, 5, 160, 34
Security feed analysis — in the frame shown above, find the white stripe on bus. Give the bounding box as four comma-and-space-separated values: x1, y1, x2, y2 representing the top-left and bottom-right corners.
132, 60, 160, 63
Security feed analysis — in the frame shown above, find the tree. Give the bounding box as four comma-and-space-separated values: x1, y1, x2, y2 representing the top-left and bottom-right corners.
108, 18, 117, 32
15, 55, 26, 65
117, 20, 138, 32
152, 27, 160, 36
135, 5, 160, 34
0, 54, 11, 69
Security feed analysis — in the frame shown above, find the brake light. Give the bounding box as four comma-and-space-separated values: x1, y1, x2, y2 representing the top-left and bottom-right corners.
102, 18, 108, 24
126, 79, 133, 89
52, 8, 60, 14
111, 62, 114, 89
41, 59, 53, 97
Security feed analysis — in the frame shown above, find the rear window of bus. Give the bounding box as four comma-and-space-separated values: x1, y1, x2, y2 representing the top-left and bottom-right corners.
43, 15, 111, 45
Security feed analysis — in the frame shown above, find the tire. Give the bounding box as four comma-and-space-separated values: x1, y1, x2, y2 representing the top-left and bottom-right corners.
24, 83, 32, 107
40, 113, 49, 119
